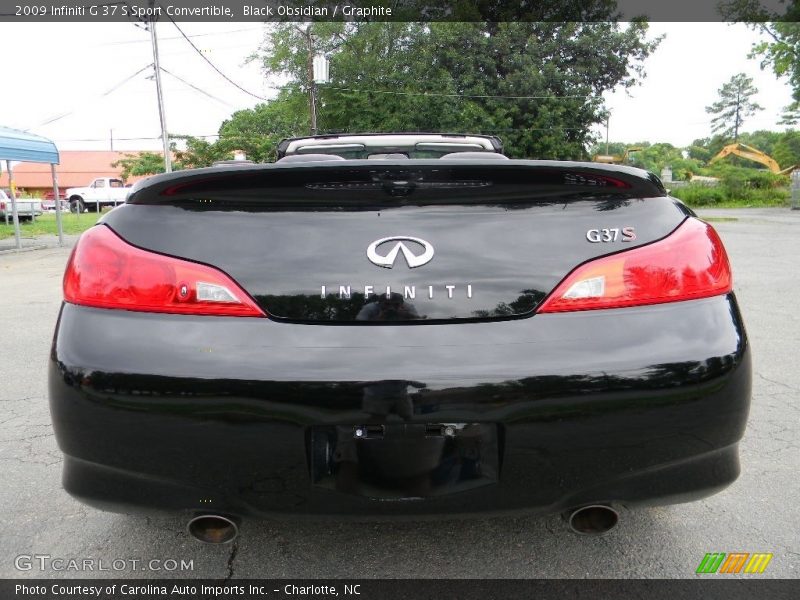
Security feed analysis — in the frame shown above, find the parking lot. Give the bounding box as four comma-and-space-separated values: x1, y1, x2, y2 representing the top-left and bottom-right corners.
0, 208, 797, 579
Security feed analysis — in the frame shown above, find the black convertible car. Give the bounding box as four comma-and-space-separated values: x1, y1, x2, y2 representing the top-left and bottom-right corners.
49, 134, 750, 543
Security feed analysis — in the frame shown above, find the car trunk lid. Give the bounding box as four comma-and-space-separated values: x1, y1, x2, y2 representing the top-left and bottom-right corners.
105, 161, 690, 323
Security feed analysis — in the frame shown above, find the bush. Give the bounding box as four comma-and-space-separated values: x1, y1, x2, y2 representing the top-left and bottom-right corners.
671, 185, 728, 206
711, 165, 784, 192
671, 183, 789, 207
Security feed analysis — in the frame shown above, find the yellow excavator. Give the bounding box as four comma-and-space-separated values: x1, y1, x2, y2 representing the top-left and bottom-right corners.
709, 143, 796, 175
592, 147, 643, 165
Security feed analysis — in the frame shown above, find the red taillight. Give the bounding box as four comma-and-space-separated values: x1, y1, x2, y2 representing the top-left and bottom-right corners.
64, 225, 265, 317
537, 218, 732, 313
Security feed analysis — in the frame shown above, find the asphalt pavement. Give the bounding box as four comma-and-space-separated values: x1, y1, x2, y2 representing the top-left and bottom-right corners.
0, 208, 797, 579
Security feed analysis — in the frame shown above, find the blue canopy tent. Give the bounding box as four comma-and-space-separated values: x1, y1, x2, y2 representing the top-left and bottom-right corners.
0, 126, 62, 249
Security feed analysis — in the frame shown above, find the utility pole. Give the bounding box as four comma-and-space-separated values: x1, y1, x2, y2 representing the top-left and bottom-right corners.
605, 116, 610, 155
305, 27, 318, 135
149, 4, 172, 172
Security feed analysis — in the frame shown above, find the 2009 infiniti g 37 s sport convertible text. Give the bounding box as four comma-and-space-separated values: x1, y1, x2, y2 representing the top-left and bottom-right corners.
48, 134, 750, 542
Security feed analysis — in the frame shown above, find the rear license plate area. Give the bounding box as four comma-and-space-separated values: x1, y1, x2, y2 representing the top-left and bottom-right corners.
309, 423, 499, 499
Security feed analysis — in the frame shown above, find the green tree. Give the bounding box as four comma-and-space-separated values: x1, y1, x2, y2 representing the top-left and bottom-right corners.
111, 152, 165, 179
171, 136, 230, 169
626, 143, 702, 180
779, 105, 800, 125
721, 0, 800, 124
689, 134, 732, 160
751, 18, 800, 124
253, 21, 661, 159
705, 73, 764, 142
690, 129, 795, 169
772, 129, 800, 168
738, 129, 783, 155
215, 92, 310, 162
588, 142, 629, 158
110, 139, 228, 175
687, 143, 713, 163
751, 13, 800, 124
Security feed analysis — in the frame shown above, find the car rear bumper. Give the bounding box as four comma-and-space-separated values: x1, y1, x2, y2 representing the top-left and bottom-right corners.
49, 294, 751, 518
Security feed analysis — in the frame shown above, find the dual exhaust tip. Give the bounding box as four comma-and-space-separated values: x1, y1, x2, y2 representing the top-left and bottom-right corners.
563, 504, 619, 535
187, 505, 618, 543
187, 515, 239, 544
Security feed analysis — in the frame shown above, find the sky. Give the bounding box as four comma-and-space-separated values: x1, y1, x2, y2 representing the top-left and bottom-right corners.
0, 22, 795, 153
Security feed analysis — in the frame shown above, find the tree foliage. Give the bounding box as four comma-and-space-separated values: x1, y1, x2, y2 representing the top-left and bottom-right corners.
690, 129, 800, 169
215, 93, 308, 162
252, 21, 661, 159
588, 141, 704, 181
772, 129, 800, 167
117, 20, 660, 172
705, 73, 763, 142
752, 19, 800, 124
721, 0, 800, 124
112, 152, 166, 180
629, 143, 703, 180
590, 128, 800, 184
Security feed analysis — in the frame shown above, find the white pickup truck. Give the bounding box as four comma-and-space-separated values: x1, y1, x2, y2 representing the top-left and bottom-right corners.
66, 177, 130, 213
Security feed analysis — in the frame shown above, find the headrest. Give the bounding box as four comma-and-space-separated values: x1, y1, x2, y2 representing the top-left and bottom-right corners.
276, 154, 347, 163
440, 152, 509, 160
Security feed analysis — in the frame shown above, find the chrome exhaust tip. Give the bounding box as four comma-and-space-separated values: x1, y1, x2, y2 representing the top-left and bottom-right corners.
564, 504, 619, 535
187, 515, 239, 544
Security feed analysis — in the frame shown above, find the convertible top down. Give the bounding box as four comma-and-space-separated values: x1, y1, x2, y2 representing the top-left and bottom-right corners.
49, 134, 750, 541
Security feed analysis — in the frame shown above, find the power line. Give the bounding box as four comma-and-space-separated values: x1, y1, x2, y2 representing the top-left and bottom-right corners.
95, 27, 264, 46
49, 136, 164, 142
31, 63, 153, 129
112, 15, 594, 103
164, 12, 268, 101
159, 67, 234, 107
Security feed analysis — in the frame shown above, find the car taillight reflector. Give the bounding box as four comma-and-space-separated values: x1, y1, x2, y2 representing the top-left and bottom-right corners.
537, 218, 732, 313
63, 225, 265, 317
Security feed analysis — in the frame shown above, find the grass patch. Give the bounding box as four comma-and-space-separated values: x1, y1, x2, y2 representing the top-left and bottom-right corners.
682, 199, 789, 209
0, 212, 100, 241
701, 217, 739, 222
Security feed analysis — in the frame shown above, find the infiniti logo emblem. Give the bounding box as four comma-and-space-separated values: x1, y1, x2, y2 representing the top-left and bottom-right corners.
366, 236, 435, 269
